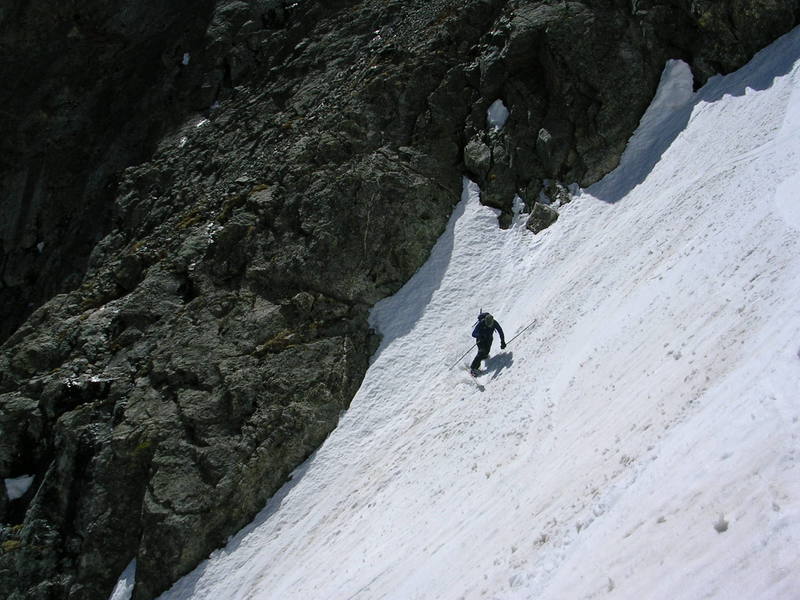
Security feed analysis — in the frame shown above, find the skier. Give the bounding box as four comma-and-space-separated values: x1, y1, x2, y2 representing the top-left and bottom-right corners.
470, 312, 506, 376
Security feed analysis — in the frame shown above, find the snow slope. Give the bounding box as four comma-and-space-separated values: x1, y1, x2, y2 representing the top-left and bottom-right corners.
117, 26, 800, 600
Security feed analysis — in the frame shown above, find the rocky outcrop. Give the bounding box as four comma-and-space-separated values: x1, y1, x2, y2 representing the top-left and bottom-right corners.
526, 202, 560, 233
2, 1, 799, 600
0, 2, 490, 599
525, 181, 571, 233
462, 0, 800, 225
0, 0, 220, 344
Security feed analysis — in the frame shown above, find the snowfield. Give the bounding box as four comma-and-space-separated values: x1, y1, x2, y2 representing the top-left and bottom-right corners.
114, 26, 800, 600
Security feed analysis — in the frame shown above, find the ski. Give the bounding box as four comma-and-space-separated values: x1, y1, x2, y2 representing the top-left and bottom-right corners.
464, 365, 486, 391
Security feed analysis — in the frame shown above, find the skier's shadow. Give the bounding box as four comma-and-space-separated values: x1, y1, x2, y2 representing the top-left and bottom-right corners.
485, 352, 513, 381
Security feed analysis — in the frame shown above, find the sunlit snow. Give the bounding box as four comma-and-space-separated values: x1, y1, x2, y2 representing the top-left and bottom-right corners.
114, 26, 800, 600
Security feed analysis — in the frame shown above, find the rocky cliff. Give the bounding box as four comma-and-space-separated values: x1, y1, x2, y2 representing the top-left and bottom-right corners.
2, 1, 798, 599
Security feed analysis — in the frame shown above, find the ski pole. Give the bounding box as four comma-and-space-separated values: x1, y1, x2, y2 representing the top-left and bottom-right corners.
449, 343, 476, 369
504, 318, 537, 347
449, 317, 536, 369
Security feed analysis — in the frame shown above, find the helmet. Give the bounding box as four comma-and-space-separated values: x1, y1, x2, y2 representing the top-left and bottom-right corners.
483, 314, 494, 327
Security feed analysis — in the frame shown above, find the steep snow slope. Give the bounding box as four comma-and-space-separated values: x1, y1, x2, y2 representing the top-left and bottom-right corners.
116, 26, 800, 600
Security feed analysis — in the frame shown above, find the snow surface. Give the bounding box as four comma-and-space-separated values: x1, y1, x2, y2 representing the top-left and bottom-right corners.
4, 475, 34, 500
108, 561, 136, 600
117, 27, 800, 600
486, 99, 509, 130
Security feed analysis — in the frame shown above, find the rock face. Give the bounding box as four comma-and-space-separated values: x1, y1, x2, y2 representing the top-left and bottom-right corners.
1, 1, 798, 600
0, 0, 218, 343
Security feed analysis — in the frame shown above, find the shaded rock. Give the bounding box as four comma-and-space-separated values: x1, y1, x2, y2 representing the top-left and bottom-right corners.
0, 3, 476, 599
526, 202, 559, 234
543, 181, 572, 207
0, 0, 218, 343
536, 127, 571, 176
464, 137, 492, 179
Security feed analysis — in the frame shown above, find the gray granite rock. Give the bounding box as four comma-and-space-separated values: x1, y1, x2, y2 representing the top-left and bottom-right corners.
526, 202, 560, 234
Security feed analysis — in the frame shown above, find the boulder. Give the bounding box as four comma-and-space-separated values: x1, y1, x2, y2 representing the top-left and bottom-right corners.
526, 202, 560, 234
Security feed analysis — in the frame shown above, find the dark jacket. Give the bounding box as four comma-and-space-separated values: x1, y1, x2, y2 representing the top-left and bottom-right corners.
472, 315, 505, 347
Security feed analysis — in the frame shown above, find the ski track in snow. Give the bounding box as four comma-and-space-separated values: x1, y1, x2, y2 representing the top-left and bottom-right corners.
138, 27, 800, 600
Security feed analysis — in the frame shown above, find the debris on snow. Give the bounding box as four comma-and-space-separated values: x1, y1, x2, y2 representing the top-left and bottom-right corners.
713, 514, 729, 533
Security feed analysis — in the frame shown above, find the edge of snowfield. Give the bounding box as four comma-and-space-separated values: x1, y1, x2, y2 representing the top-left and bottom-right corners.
131, 26, 800, 600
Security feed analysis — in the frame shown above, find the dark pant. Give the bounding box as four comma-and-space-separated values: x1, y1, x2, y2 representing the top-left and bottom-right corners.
470, 341, 492, 370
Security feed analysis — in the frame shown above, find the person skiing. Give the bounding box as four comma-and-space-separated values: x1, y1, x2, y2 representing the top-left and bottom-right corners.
470, 312, 506, 376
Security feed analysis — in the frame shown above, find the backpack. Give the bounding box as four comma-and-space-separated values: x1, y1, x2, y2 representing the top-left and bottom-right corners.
472, 312, 493, 338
